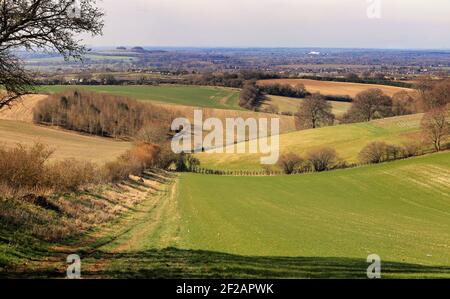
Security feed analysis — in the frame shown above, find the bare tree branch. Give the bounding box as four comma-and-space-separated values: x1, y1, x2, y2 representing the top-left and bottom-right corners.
0, 0, 104, 109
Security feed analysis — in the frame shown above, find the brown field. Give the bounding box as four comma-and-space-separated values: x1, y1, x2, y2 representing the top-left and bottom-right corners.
0, 119, 131, 163
0, 94, 48, 123
263, 95, 351, 116
258, 79, 414, 98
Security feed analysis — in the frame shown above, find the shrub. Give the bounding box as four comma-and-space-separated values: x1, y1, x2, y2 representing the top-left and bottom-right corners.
358, 141, 389, 164
45, 159, 101, 192
306, 147, 338, 172
0, 143, 53, 190
277, 153, 303, 174
402, 141, 421, 158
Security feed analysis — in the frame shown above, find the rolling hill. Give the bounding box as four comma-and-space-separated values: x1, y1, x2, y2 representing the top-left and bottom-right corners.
0, 119, 131, 163
40, 85, 243, 110
196, 113, 424, 170
174, 152, 450, 278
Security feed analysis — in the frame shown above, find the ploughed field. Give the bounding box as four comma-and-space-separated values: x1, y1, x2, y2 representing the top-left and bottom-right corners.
258, 79, 414, 98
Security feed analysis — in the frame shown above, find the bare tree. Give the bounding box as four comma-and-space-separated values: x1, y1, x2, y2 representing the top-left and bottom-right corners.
295, 93, 335, 129
0, 0, 104, 109
421, 79, 450, 111
392, 91, 417, 116
344, 89, 392, 122
421, 107, 450, 152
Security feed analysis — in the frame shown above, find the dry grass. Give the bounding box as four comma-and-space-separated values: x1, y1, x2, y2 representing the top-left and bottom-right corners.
0, 119, 131, 163
258, 79, 414, 98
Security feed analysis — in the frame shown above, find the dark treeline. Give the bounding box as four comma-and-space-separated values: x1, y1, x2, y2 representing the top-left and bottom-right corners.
184, 71, 281, 88
300, 75, 414, 88
33, 90, 178, 139
259, 83, 309, 98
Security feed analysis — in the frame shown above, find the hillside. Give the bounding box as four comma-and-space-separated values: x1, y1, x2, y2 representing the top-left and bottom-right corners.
175, 152, 450, 278
0, 119, 131, 163
197, 113, 424, 170
258, 79, 415, 98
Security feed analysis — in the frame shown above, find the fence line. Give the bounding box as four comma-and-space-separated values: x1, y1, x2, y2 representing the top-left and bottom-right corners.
185, 147, 448, 177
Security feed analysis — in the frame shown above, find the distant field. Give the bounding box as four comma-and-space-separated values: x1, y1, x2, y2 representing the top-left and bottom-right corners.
0, 119, 131, 164
265, 95, 351, 116
40, 85, 243, 110
258, 79, 414, 98
197, 113, 424, 170
177, 152, 450, 278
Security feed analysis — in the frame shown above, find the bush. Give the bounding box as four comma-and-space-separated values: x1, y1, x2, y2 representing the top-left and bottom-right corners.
45, 159, 101, 192
277, 153, 303, 174
306, 147, 338, 172
0, 143, 53, 190
402, 141, 421, 158
358, 141, 389, 164
0, 143, 101, 194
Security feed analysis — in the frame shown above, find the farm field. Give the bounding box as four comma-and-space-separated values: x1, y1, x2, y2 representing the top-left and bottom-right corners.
0, 119, 131, 163
56, 151, 450, 279
258, 79, 414, 98
197, 113, 424, 170
174, 152, 450, 278
40, 85, 243, 110
265, 95, 351, 116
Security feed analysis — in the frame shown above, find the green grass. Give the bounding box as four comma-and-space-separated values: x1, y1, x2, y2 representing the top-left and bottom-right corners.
39, 85, 243, 110
175, 152, 450, 278
197, 113, 424, 170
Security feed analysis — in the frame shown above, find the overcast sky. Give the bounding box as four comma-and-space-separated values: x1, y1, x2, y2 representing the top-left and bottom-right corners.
84, 0, 450, 49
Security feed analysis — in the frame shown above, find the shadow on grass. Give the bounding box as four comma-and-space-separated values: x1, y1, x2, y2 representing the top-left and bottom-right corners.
3, 247, 450, 279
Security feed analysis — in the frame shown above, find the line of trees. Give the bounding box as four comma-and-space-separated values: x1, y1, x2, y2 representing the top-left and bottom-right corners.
239, 81, 267, 110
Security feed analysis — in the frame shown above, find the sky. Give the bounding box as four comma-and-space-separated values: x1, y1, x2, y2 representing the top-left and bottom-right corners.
83, 0, 450, 49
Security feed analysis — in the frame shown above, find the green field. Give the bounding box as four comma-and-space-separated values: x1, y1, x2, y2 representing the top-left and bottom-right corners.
174, 152, 450, 278
40, 85, 243, 110
197, 113, 424, 170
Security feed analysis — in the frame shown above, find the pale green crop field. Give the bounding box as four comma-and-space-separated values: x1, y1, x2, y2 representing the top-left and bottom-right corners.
197, 113, 424, 170
176, 152, 450, 278
40, 85, 243, 110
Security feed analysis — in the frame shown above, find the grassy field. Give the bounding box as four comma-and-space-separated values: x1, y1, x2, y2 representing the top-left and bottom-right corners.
175, 152, 450, 278
197, 113, 424, 170
264, 95, 351, 116
0, 119, 131, 163
258, 79, 414, 98
2, 152, 449, 278
40, 85, 243, 110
